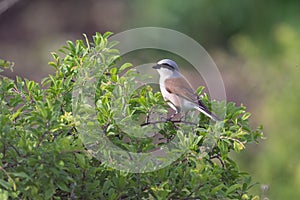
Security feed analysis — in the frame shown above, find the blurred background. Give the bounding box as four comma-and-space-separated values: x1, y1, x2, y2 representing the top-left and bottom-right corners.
1, 0, 299, 198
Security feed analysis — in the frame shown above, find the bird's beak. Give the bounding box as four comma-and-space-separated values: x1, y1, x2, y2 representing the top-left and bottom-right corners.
152, 64, 160, 69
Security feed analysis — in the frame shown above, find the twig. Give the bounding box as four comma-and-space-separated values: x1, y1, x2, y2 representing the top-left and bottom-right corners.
210, 154, 225, 168
219, 136, 245, 147
140, 120, 197, 127
0, 165, 16, 190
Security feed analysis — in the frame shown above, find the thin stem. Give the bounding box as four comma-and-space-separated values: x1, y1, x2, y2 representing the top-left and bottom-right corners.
210, 154, 225, 168
140, 120, 197, 127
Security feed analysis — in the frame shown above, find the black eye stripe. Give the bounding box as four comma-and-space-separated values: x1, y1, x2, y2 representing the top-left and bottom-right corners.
161, 64, 175, 70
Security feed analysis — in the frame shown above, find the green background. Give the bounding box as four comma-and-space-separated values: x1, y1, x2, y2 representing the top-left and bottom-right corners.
1, 0, 299, 199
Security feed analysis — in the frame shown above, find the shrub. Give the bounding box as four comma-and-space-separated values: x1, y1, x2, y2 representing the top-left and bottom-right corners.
0, 32, 263, 199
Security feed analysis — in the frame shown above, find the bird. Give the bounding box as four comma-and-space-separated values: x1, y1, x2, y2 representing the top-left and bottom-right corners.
152, 59, 220, 121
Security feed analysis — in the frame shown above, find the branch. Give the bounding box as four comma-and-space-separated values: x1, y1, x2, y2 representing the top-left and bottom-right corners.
210, 154, 225, 168
140, 120, 197, 127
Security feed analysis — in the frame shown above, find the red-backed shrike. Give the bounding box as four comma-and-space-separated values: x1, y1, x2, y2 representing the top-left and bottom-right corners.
152, 59, 219, 121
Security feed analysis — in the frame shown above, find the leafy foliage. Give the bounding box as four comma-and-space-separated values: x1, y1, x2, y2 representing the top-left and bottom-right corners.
0, 32, 263, 199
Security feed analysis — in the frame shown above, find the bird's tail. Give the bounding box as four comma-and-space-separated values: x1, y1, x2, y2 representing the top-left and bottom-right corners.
195, 106, 220, 121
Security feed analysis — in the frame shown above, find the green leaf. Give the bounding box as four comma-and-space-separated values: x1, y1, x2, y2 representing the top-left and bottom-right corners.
195, 86, 205, 95
242, 112, 251, 120
25, 79, 35, 91
44, 185, 55, 199
211, 184, 225, 195
226, 183, 241, 195
233, 140, 245, 152
110, 67, 118, 75
75, 153, 86, 168
0, 189, 9, 200
57, 181, 69, 192
0, 58, 14, 71
251, 195, 260, 200
103, 31, 113, 38
10, 107, 23, 121
119, 63, 133, 72
0, 180, 10, 190
67, 40, 75, 52
10, 172, 30, 180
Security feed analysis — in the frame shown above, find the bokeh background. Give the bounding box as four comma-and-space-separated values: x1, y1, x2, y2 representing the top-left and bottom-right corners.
1, 0, 299, 199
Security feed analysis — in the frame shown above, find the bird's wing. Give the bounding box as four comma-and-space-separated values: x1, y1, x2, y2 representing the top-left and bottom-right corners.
165, 77, 219, 120
164, 77, 199, 104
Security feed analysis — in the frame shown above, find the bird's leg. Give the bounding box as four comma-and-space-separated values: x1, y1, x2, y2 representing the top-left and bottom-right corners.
167, 109, 181, 122
166, 113, 175, 121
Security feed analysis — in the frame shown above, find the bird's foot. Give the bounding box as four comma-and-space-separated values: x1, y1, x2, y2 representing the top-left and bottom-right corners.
166, 112, 179, 122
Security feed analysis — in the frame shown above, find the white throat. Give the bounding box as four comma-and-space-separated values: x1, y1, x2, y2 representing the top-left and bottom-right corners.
157, 68, 180, 82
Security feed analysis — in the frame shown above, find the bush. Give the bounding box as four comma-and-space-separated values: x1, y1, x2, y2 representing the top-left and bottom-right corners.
0, 32, 263, 199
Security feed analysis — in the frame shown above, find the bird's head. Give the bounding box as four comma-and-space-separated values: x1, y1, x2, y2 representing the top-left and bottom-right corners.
152, 59, 179, 77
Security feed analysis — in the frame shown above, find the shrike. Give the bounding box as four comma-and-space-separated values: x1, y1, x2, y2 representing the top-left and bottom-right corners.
152, 59, 219, 121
